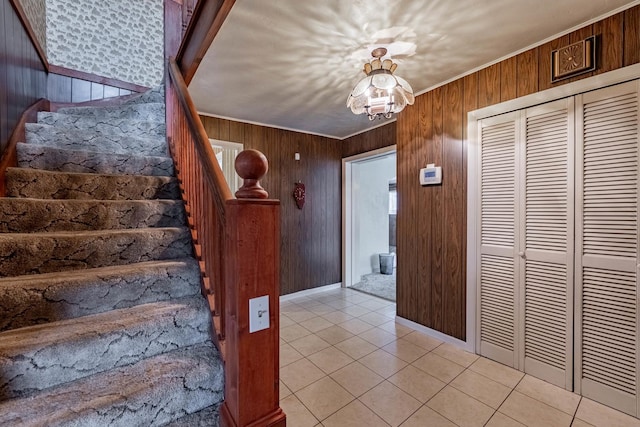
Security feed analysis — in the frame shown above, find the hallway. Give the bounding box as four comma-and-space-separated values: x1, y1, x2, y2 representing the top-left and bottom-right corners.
279, 287, 640, 427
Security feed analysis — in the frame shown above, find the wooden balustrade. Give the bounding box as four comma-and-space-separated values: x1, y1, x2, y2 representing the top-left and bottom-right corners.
166, 58, 286, 426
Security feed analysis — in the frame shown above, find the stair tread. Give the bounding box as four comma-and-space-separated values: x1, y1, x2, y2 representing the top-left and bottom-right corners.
0, 297, 208, 354
5, 167, 180, 200
0, 257, 199, 285
0, 343, 223, 427
0, 227, 193, 277
18, 141, 171, 159
17, 142, 174, 176
165, 404, 220, 426
25, 123, 167, 156
0, 225, 188, 237
56, 102, 165, 122
0, 297, 211, 398
0, 258, 202, 332
37, 112, 166, 136
0, 197, 186, 232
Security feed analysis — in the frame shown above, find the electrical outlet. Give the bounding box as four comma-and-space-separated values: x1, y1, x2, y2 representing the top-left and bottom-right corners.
249, 295, 270, 333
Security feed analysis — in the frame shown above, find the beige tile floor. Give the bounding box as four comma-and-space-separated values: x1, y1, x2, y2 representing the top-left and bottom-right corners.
279, 287, 640, 427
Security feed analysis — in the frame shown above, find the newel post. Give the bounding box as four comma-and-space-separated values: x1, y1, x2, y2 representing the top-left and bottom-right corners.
219, 150, 286, 427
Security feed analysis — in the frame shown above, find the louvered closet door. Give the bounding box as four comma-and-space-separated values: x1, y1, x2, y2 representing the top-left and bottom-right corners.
477, 112, 520, 367
575, 80, 640, 416
519, 99, 574, 389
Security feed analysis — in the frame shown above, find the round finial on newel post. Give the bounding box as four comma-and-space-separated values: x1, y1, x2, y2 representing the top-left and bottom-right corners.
234, 149, 269, 199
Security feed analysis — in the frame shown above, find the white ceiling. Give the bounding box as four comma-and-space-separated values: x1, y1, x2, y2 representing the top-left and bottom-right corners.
190, 0, 638, 140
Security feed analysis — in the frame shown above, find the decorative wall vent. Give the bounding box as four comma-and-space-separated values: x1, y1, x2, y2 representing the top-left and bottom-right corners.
551, 36, 596, 82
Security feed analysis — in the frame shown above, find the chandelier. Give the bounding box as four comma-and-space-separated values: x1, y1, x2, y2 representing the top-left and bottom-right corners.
346, 47, 415, 120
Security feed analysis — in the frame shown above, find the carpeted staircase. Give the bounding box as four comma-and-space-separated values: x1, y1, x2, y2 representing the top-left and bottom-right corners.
0, 88, 224, 426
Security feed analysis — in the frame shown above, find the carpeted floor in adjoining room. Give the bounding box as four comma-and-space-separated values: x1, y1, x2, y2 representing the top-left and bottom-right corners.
351, 270, 396, 301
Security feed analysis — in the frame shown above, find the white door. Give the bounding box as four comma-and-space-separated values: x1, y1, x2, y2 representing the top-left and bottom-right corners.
575, 80, 640, 416
519, 99, 574, 389
477, 112, 520, 367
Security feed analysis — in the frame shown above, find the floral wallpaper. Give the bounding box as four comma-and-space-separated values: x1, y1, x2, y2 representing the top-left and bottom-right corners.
18, 0, 47, 54
46, 0, 164, 88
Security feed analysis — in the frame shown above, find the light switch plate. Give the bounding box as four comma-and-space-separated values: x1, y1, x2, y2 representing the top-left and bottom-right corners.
249, 295, 270, 333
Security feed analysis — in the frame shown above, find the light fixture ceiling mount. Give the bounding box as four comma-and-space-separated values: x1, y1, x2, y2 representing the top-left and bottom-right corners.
346, 47, 415, 121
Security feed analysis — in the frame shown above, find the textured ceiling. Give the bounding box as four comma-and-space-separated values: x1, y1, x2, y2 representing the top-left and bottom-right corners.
190, 0, 638, 139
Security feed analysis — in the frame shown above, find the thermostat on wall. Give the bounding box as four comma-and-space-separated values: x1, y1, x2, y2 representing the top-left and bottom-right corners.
419, 164, 442, 185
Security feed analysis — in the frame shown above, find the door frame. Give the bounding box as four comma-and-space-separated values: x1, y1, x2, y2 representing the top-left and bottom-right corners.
342, 145, 397, 288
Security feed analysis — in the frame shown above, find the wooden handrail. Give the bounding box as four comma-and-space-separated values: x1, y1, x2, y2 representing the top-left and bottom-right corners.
176, 0, 235, 85
168, 59, 232, 217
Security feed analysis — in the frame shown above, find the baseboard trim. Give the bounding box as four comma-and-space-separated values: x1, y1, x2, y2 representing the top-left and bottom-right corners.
280, 283, 342, 302
395, 316, 474, 353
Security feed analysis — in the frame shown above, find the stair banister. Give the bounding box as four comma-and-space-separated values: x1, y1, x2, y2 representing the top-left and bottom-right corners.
166, 40, 286, 427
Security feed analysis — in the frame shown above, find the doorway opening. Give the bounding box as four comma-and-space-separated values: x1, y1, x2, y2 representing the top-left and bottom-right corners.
343, 146, 397, 301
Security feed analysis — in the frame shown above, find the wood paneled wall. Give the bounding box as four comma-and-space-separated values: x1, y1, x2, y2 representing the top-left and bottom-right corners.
200, 115, 342, 295
396, 5, 640, 340
47, 66, 149, 103
0, 0, 47, 153
342, 122, 396, 158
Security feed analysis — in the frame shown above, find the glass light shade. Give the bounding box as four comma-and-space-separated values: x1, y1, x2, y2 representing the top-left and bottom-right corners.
346, 70, 415, 119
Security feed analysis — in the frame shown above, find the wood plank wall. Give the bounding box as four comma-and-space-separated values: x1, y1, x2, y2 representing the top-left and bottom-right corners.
342, 122, 396, 158
47, 74, 138, 103
394, 5, 640, 341
199, 115, 342, 295
47, 66, 149, 103
0, 0, 47, 153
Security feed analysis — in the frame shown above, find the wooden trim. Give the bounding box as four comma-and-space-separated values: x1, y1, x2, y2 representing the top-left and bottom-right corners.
0, 98, 50, 196
168, 59, 233, 213
8, 0, 48, 71
220, 405, 286, 427
48, 65, 150, 93
177, 0, 236, 85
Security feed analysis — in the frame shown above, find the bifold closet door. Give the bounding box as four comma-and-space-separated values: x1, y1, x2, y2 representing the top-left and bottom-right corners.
477, 112, 520, 367
575, 80, 640, 416
478, 101, 573, 387
519, 100, 574, 389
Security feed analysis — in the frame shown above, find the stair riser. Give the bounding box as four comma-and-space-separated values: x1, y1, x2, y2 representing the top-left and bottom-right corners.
0, 344, 223, 427
17, 143, 174, 176
0, 259, 202, 331
0, 299, 211, 399
57, 102, 165, 122
37, 112, 166, 138
25, 123, 168, 156
5, 168, 180, 200
0, 199, 186, 233
0, 228, 193, 277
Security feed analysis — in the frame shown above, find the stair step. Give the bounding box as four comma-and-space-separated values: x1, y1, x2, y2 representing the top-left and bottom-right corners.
56, 102, 165, 122
37, 112, 166, 138
17, 142, 174, 176
0, 227, 192, 277
165, 404, 221, 426
0, 297, 211, 399
124, 86, 165, 105
25, 123, 168, 156
0, 343, 223, 426
5, 168, 180, 200
0, 258, 203, 332
0, 198, 185, 233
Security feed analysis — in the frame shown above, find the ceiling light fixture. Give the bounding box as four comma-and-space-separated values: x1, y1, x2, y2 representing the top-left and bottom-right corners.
346, 47, 415, 120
